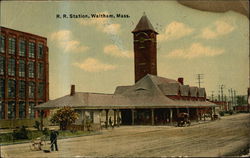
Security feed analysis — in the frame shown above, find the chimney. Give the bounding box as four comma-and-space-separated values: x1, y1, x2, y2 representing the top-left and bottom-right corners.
70, 85, 75, 96
178, 78, 184, 85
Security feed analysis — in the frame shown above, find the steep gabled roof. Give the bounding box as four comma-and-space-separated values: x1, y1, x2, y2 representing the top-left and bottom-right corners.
114, 86, 133, 95
180, 85, 190, 97
132, 14, 158, 34
198, 88, 206, 97
148, 74, 178, 85
190, 87, 199, 97
158, 83, 180, 96
116, 74, 164, 97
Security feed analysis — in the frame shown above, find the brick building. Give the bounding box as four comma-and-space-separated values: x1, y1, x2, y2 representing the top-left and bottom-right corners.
0, 27, 49, 120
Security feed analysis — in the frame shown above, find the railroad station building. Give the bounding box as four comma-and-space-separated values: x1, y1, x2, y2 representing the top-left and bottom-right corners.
36, 14, 217, 128
0, 27, 49, 121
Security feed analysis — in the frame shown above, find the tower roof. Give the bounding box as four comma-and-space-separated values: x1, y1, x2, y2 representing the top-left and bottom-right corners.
132, 13, 158, 34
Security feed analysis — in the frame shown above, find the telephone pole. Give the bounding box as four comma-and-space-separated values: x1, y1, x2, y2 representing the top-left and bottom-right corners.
219, 85, 225, 102
233, 90, 237, 106
211, 91, 214, 101
196, 74, 204, 88
228, 88, 234, 107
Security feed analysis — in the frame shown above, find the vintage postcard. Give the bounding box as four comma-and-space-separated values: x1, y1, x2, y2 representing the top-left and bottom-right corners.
0, 0, 249, 157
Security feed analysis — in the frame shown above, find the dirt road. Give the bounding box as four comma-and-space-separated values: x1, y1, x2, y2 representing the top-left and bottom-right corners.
1, 113, 250, 157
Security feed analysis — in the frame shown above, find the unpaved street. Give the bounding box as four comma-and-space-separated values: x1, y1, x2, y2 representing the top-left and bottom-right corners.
1, 113, 250, 157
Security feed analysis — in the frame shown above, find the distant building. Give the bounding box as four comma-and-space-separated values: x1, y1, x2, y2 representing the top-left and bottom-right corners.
36, 14, 217, 128
0, 27, 49, 120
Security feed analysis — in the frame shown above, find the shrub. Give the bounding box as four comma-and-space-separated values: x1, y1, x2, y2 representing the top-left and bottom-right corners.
0, 133, 14, 143
50, 107, 79, 130
12, 126, 29, 140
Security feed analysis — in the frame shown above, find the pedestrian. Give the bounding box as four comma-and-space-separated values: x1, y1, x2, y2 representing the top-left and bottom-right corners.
50, 130, 59, 151
109, 116, 113, 128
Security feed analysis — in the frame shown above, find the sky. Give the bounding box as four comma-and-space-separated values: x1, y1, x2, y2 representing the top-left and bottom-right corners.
0, 1, 249, 100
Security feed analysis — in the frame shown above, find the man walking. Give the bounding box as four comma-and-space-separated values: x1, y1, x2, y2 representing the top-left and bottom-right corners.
50, 130, 59, 151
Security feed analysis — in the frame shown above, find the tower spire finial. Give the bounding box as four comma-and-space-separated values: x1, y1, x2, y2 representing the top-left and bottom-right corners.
132, 13, 158, 34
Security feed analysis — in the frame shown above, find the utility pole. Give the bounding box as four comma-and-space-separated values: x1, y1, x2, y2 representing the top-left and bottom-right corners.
228, 88, 234, 108
233, 90, 237, 106
211, 91, 214, 101
219, 85, 225, 102
231, 89, 234, 106
218, 90, 220, 101
196, 74, 204, 88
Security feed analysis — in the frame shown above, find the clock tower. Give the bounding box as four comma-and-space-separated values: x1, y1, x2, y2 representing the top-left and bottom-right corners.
132, 13, 158, 83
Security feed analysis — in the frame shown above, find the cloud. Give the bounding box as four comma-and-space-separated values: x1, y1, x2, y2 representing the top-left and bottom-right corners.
199, 20, 235, 39
103, 23, 121, 34
77, 12, 121, 34
73, 58, 116, 72
167, 42, 224, 59
51, 30, 89, 53
158, 21, 194, 42
104, 45, 133, 58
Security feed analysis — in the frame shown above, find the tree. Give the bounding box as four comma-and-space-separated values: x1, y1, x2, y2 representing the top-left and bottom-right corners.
50, 107, 79, 130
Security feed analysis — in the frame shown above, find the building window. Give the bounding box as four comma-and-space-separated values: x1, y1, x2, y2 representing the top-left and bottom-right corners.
0, 35, 5, 53
38, 44, 43, 59
0, 101, 4, 119
8, 101, 15, 119
28, 82, 35, 98
19, 60, 25, 77
19, 80, 26, 99
28, 61, 34, 78
38, 63, 44, 79
0, 79, 4, 98
0, 56, 5, 75
29, 102, 35, 118
28, 42, 35, 58
38, 82, 44, 99
8, 58, 15, 76
8, 38, 16, 55
19, 40, 26, 57
8, 80, 16, 98
19, 101, 25, 119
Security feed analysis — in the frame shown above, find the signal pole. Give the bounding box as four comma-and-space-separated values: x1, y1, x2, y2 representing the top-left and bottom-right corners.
196, 74, 204, 88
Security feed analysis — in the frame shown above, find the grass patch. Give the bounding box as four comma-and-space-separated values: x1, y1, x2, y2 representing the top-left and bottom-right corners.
0, 129, 100, 145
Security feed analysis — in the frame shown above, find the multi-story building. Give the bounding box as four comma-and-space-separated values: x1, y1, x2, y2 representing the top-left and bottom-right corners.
0, 26, 49, 120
